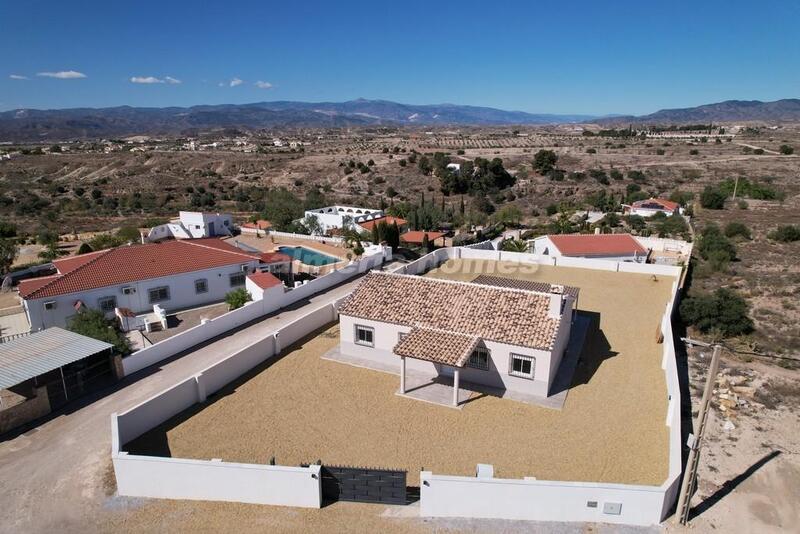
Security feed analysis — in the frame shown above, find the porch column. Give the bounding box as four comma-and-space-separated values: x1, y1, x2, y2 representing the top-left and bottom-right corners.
452, 368, 460, 406
400, 356, 406, 394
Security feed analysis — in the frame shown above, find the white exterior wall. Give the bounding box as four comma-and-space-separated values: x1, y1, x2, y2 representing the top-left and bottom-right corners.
25, 259, 260, 330
303, 205, 383, 233
179, 211, 233, 238
338, 309, 572, 399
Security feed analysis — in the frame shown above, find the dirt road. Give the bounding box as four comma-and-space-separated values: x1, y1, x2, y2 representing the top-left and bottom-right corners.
0, 278, 364, 532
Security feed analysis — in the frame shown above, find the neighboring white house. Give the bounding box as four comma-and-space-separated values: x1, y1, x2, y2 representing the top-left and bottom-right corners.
446, 163, 461, 173
625, 198, 683, 218
527, 234, 649, 263
303, 205, 384, 234
336, 271, 575, 404
145, 211, 233, 242
18, 239, 290, 331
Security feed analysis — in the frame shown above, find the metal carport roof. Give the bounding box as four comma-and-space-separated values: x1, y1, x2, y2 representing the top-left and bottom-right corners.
0, 327, 113, 390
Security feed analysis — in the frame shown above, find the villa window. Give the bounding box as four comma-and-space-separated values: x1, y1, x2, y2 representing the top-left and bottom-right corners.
398, 331, 408, 343
229, 272, 246, 287
195, 278, 208, 294
98, 296, 117, 312
468, 347, 490, 371
148, 286, 170, 304
44, 301, 57, 311
355, 325, 374, 347
509, 354, 535, 379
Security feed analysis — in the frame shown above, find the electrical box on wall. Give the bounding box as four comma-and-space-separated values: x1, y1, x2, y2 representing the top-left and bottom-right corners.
603, 502, 622, 515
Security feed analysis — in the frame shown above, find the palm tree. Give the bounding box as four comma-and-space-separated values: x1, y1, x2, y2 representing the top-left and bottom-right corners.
501, 239, 529, 253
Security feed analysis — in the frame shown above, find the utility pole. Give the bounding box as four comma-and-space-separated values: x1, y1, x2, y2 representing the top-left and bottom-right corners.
675, 340, 722, 525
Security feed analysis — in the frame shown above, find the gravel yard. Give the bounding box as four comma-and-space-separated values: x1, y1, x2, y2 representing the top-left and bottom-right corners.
127, 259, 674, 487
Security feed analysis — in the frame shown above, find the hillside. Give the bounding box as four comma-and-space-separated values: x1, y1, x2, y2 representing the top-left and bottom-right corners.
600, 99, 800, 125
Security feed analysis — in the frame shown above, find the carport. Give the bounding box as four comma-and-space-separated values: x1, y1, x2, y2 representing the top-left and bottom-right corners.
0, 328, 115, 433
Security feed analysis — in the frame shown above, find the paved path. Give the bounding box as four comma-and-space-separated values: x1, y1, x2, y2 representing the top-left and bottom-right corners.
0, 276, 363, 532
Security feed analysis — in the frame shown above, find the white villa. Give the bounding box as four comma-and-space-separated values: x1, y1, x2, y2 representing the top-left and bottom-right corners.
18, 239, 291, 331
625, 198, 683, 218
145, 211, 233, 242
528, 234, 649, 263
336, 271, 576, 405
303, 205, 384, 234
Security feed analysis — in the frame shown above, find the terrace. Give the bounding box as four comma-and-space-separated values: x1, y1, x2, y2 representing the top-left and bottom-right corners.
125, 258, 674, 488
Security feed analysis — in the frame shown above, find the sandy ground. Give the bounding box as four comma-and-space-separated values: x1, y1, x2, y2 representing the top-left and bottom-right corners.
127, 259, 674, 489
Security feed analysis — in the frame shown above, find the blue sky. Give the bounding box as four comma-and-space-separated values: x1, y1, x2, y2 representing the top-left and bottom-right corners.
1, 0, 798, 115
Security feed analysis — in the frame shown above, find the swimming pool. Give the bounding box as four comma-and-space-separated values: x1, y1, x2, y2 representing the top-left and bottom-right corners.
278, 246, 340, 266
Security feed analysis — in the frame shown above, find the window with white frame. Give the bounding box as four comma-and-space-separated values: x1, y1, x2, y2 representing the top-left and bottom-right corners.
148, 286, 170, 303
468, 346, 490, 370
355, 325, 374, 347
398, 331, 408, 343
98, 296, 117, 312
509, 353, 535, 379
44, 301, 57, 311
195, 278, 208, 294
229, 272, 246, 287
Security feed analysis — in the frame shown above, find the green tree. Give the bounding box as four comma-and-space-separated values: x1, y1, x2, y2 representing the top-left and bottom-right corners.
700, 186, 726, 209
262, 187, 304, 230
77, 242, 93, 255
0, 239, 17, 274
301, 215, 323, 235
225, 288, 252, 310
501, 239, 529, 252
116, 226, 141, 243
68, 308, 131, 354
680, 288, 753, 337
532, 150, 558, 174
697, 224, 736, 270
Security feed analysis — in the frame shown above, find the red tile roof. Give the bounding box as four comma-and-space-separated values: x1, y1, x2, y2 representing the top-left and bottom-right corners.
52, 250, 106, 274
20, 239, 270, 300
17, 275, 60, 297
359, 216, 407, 231
548, 234, 647, 257
259, 252, 293, 264
246, 271, 283, 290
241, 219, 272, 230
631, 198, 680, 211
400, 231, 446, 244
394, 327, 479, 367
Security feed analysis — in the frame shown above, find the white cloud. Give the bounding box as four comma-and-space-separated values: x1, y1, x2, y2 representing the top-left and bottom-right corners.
164, 76, 181, 84
36, 70, 87, 79
254, 81, 273, 89
229, 77, 244, 87
130, 76, 163, 84
9, 74, 28, 80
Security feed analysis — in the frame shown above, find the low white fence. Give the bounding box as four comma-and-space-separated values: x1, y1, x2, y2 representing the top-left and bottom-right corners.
111, 301, 343, 508
121, 247, 390, 376
267, 230, 345, 245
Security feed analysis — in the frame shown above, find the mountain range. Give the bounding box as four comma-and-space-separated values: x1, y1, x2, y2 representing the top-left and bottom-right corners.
0, 98, 798, 141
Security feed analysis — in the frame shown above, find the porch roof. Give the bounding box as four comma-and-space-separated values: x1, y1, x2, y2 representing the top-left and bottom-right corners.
393, 327, 479, 368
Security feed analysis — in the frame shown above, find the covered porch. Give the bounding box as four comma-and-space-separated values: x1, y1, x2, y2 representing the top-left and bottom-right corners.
394, 327, 478, 408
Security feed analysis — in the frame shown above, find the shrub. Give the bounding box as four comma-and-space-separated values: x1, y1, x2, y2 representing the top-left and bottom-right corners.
532, 150, 558, 174
545, 204, 558, 216
680, 288, 753, 337
68, 308, 131, 354
700, 186, 726, 209
77, 242, 93, 255
225, 288, 252, 310
609, 169, 623, 181
656, 149, 665, 155
753, 148, 764, 155
779, 144, 794, 155
768, 225, 800, 243
724, 221, 751, 240
698, 224, 736, 270
586, 148, 597, 154
689, 149, 699, 155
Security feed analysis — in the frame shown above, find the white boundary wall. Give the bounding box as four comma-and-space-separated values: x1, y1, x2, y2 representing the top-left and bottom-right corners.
399, 246, 687, 526
111, 301, 343, 507
121, 246, 390, 375
111, 244, 687, 523
266, 230, 345, 245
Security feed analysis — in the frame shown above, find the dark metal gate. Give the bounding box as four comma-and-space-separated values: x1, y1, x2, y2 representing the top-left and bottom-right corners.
320, 465, 407, 504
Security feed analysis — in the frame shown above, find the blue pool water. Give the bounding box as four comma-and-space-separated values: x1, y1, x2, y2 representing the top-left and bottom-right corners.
278, 246, 339, 266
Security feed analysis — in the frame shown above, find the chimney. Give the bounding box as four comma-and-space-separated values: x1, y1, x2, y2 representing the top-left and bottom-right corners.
548, 285, 565, 318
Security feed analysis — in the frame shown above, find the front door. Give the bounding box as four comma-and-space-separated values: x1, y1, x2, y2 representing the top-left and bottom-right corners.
208, 221, 215, 236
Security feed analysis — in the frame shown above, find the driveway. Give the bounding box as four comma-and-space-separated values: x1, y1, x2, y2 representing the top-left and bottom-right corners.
0, 276, 364, 532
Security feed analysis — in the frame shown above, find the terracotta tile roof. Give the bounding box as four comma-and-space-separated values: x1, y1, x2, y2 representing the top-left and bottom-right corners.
246, 271, 283, 290
400, 231, 446, 244
631, 198, 680, 211
52, 250, 106, 274
339, 272, 561, 350
20, 239, 264, 300
259, 252, 293, 264
548, 234, 647, 257
241, 219, 272, 230
394, 327, 479, 367
17, 275, 60, 296
471, 275, 580, 300
359, 216, 408, 231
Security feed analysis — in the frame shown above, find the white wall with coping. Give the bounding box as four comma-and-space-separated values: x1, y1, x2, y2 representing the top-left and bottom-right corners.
267, 230, 345, 245
112, 302, 340, 508
121, 247, 390, 376
406, 246, 685, 526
